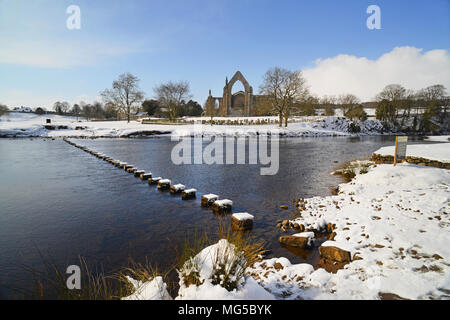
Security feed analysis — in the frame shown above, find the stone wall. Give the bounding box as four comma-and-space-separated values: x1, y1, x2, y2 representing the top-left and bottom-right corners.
371, 153, 450, 169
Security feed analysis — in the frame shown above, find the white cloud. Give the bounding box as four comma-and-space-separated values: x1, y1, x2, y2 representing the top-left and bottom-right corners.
303, 46, 450, 101
0, 38, 143, 68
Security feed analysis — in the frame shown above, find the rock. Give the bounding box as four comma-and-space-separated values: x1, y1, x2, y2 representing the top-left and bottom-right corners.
353, 254, 363, 261
280, 205, 289, 210
181, 189, 196, 200
140, 173, 152, 181
149, 177, 161, 185
201, 194, 219, 207
379, 293, 408, 300
212, 199, 233, 214
231, 213, 254, 231
279, 235, 310, 249
318, 258, 348, 274
134, 170, 145, 177
281, 220, 290, 228
157, 179, 171, 190
319, 245, 352, 263
273, 263, 284, 271
170, 184, 185, 194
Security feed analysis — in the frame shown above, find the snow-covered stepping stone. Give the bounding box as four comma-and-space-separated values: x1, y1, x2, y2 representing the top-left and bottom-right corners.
140, 173, 152, 180
157, 179, 171, 190
212, 199, 233, 214
134, 170, 145, 177
201, 194, 219, 207
231, 212, 254, 231
182, 189, 197, 200
170, 184, 185, 194
149, 177, 162, 185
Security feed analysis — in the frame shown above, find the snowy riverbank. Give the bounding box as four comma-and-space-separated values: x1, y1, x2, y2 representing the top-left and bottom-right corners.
254, 161, 449, 299
123, 144, 449, 300
0, 112, 389, 138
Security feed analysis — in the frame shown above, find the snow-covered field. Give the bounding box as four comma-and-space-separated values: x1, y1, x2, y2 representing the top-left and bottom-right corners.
374, 144, 450, 163
0, 112, 388, 137
425, 135, 450, 143
123, 148, 450, 300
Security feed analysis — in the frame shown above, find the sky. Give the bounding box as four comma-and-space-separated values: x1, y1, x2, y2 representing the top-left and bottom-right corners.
0, 0, 449, 109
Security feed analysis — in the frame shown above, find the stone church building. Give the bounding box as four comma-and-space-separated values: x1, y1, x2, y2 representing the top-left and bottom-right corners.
205, 71, 267, 117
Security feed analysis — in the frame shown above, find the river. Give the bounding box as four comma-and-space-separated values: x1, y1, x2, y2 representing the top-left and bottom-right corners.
1, 135, 410, 298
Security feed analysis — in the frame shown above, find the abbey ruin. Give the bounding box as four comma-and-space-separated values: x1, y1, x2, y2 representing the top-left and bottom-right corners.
205, 71, 267, 117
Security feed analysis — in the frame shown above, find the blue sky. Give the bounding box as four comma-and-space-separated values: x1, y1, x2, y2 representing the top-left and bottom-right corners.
0, 0, 449, 108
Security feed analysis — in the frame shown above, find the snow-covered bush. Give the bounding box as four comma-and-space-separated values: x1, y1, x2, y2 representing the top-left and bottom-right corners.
178, 239, 247, 292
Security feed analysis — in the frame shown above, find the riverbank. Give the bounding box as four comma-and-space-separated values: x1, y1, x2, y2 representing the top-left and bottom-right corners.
1, 112, 391, 138
249, 145, 450, 300
122, 143, 450, 300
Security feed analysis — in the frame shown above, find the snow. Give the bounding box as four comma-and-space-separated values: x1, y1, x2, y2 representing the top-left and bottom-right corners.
320, 241, 356, 257
247, 157, 450, 300
374, 143, 450, 162
159, 179, 171, 184
176, 239, 274, 300
171, 184, 185, 191
124, 239, 274, 300
1, 112, 390, 138
122, 276, 172, 300
123, 155, 450, 301
293, 232, 315, 246
232, 212, 254, 221
293, 232, 314, 238
213, 199, 233, 207
424, 136, 450, 143
202, 194, 218, 200
184, 188, 197, 193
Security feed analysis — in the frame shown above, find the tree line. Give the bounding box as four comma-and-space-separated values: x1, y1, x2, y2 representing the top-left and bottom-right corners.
52, 73, 203, 122
255, 67, 447, 130
256, 67, 370, 126
374, 84, 448, 133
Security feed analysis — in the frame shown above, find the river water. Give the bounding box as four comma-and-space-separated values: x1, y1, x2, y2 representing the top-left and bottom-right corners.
0, 135, 408, 298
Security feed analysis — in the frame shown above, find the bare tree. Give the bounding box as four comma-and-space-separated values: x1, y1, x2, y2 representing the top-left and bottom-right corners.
419, 84, 446, 101
376, 84, 406, 102
72, 103, 81, 120
338, 94, 360, 116
101, 73, 144, 123
320, 95, 337, 116
81, 102, 92, 121
154, 81, 192, 121
376, 84, 407, 118
0, 104, 8, 117
259, 67, 308, 127
53, 101, 69, 115
418, 84, 447, 125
